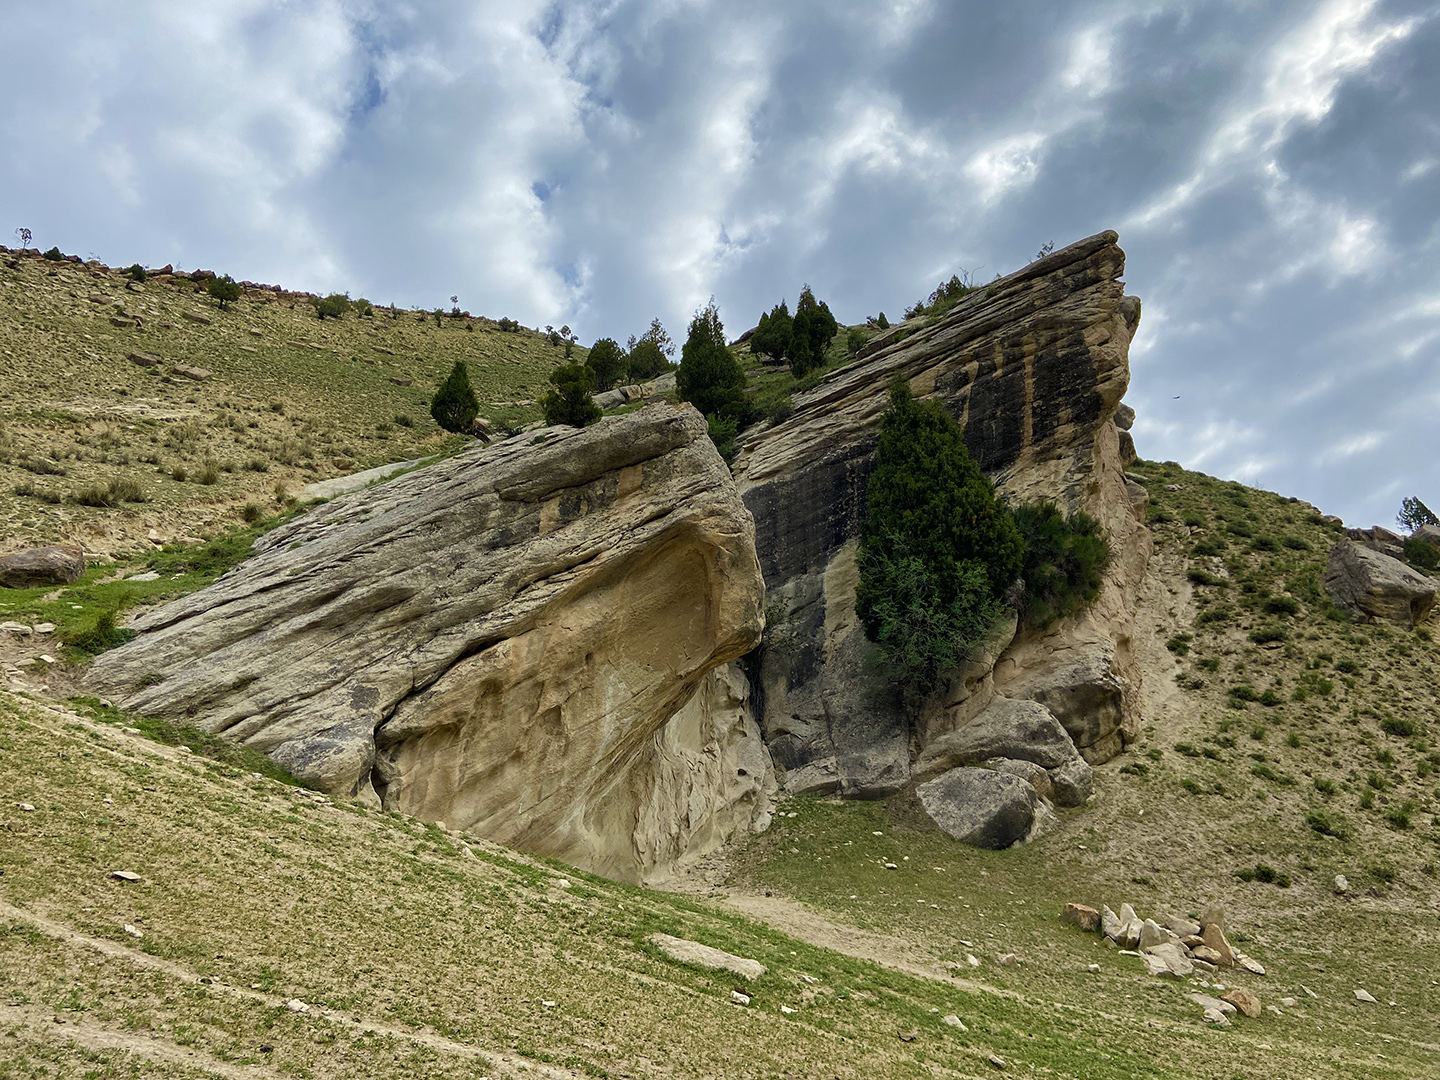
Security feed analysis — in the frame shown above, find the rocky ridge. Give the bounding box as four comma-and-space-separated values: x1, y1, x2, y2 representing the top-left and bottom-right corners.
86, 404, 771, 883
732, 230, 1150, 803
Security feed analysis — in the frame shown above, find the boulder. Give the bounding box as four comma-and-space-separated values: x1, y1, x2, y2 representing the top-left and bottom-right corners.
1324, 541, 1436, 628
1222, 988, 1261, 1018
1200, 924, 1235, 967
1004, 654, 1131, 763
1062, 903, 1101, 933
0, 544, 86, 589
1100, 906, 1122, 940
1114, 403, 1135, 431
171, 364, 212, 381
1143, 943, 1194, 979
985, 757, 1053, 801
1048, 757, 1093, 807
915, 697, 1082, 775
86, 405, 767, 884
128, 351, 161, 367
913, 767, 1038, 849
1162, 914, 1201, 938
647, 934, 766, 981
1414, 523, 1440, 547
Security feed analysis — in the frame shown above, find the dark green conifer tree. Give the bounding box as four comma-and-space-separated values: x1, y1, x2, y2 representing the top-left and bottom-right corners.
430, 360, 480, 433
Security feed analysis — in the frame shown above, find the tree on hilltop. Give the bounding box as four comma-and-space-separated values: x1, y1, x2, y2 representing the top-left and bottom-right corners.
207, 274, 241, 310
540, 363, 601, 428
786, 284, 838, 378
1397, 496, 1439, 534
585, 337, 627, 391
677, 299, 747, 419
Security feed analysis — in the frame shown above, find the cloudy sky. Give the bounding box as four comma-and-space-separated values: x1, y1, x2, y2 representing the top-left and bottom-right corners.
2, 1, 1437, 527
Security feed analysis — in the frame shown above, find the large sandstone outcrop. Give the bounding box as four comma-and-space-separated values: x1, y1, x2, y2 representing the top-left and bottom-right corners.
1325, 541, 1436, 628
732, 231, 1151, 791
87, 405, 769, 883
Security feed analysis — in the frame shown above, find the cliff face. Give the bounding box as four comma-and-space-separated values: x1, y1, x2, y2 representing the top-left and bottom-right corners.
86, 405, 769, 883
732, 231, 1150, 793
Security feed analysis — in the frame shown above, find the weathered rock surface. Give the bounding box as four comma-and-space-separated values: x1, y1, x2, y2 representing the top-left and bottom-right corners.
86, 405, 766, 883
913, 767, 1039, 849
647, 933, 766, 980
913, 696, 1093, 806
0, 544, 86, 589
1325, 541, 1436, 628
732, 231, 1150, 792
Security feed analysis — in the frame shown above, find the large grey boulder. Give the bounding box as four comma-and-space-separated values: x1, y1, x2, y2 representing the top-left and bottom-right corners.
1324, 541, 1436, 628
914, 768, 1038, 849
86, 405, 768, 883
916, 697, 1079, 773
0, 544, 85, 589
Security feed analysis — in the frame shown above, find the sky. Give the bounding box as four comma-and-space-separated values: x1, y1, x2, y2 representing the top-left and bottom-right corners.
1, 0, 1437, 528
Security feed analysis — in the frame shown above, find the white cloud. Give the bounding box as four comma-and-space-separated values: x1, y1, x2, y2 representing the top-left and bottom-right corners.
963, 133, 1047, 205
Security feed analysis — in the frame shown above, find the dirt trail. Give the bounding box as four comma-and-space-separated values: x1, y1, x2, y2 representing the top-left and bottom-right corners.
0, 899, 574, 1080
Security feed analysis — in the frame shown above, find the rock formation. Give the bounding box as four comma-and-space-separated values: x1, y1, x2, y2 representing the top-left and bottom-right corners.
1324, 541, 1436, 628
731, 230, 1150, 801
86, 405, 770, 883
0, 544, 85, 588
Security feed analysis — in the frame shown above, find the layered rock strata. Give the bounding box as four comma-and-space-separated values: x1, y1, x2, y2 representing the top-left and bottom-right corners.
87, 405, 769, 883
731, 231, 1151, 795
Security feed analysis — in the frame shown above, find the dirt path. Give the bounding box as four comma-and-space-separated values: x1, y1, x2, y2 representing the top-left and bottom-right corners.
0, 898, 574, 1080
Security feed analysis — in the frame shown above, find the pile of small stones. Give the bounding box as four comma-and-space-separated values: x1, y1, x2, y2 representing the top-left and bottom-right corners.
1063, 900, 1269, 1025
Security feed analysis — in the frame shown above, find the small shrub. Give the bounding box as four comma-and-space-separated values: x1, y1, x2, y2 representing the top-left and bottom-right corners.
1385, 799, 1417, 830
1263, 595, 1300, 616
73, 482, 115, 508
1226, 520, 1254, 538
1334, 658, 1359, 674
42, 246, 63, 261
393, 414, 414, 427
1286, 732, 1301, 748
1258, 688, 1285, 707
1250, 724, 1267, 740
1188, 568, 1226, 587
1230, 684, 1259, 703
123, 263, 147, 282
540, 364, 602, 429
1253, 863, 1277, 883
1012, 501, 1110, 630
1402, 538, 1439, 570
1381, 714, 1423, 737
170, 464, 187, 482
243, 457, 269, 473
353, 298, 373, 317
1249, 625, 1289, 644
1282, 535, 1311, 550
1183, 512, 1206, 528
1181, 779, 1201, 794
706, 414, 739, 462
1196, 608, 1231, 626
1359, 789, 1376, 809
1251, 535, 1279, 552
1366, 771, 1387, 791
1199, 656, 1221, 672
1119, 762, 1149, 777
763, 398, 794, 427
60, 609, 135, 655
1174, 742, 1201, 757
240, 502, 263, 523
1313, 777, 1336, 796
313, 293, 350, 320
1166, 634, 1192, 656
199, 461, 221, 485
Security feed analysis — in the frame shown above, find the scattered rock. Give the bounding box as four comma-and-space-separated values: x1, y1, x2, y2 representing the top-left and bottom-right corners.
1138, 919, 1173, 951
1222, 988, 1261, 1018
0, 544, 86, 589
985, 757, 1053, 801
1202, 1007, 1230, 1026
1301, 985, 1319, 999
108, 870, 142, 883
1190, 945, 1223, 965
913, 767, 1039, 849
122, 924, 142, 939
1100, 905, 1122, 940
780, 1005, 796, 1014
171, 364, 212, 382
730, 990, 751, 1006
285, 999, 309, 1013
916, 697, 1083, 773
388, 377, 413, 387
1354, 989, 1377, 1004
1234, 953, 1266, 976
988, 1054, 1006, 1069
1333, 874, 1349, 894
1047, 756, 1094, 807
1198, 901, 1225, 931
183, 311, 212, 325
942, 1014, 967, 1030
897, 1028, 918, 1042
110, 315, 140, 328
127, 351, 161, 367
1189, 993, 1236, 1016
997, 953, 1019, 967
1200, 924, 1235, 967
18, 803, 35, 812
648, 934, 766, 981
1280, 997, 1297, 1007
1061, 903, 1100, 933
1163, 915, 1201, 938
1142, 943, 1193, 979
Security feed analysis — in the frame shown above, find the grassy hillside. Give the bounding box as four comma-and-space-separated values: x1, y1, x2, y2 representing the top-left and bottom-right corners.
3, 254, 1438, 1079
0, 250, 582, 554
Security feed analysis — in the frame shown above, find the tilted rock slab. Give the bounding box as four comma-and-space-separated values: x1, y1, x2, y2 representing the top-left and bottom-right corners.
87, 405, 768, 883
1324, 541, 1435, 628
732, 230, 1151, 791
